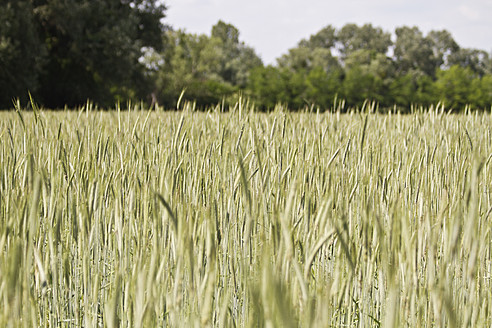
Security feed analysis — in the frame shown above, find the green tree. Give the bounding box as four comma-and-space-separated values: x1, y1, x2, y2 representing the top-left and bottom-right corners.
285, 69, 308, 108
388, 71, 438, 109
394, 27, 461, 79
389, 73, 416, 108
469, 75, 492, 109
298, 25, 337, 49
337, 23, 392, 59
247, 66, 286, 109
34, 0, 167, 108
149, 22, 262, 108
415, 74, 438, 106
342, 65, 377, 106
434, 65, 475, 109
394, 26, 436, 76
426, 29, 459, 68
211, 21, 262, 87
342, 49, 394, 107
148, 30, 226, 107
273, 26, 342, 109
304, 66, 342, 108
448, 48, 490, 77
0, 1, 45, 108
277, 47, 340, 73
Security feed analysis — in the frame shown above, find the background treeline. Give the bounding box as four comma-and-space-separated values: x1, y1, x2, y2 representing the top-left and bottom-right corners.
1, 0, 492, 111
152, 23, 492, 111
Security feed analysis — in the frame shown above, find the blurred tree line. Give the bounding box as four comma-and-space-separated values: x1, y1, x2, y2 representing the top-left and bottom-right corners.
1, 0, 492, 110
248, 24, 492, 110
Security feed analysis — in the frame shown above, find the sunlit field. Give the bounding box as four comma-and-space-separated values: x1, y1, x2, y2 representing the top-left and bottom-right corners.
1, 102, 491, 327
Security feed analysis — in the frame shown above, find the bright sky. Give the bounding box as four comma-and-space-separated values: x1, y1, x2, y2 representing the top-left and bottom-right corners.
164, 0, 492, 65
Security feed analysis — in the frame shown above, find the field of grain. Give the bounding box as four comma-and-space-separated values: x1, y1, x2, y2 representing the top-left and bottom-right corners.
1, 103, 491, 327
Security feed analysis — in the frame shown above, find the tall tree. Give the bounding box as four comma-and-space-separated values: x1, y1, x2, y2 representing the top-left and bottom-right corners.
342, 49, 394, 106
151, 30, 233, 107
0, 1, 45, 108
277, 47, 340, 73
304, 66, 342, 107
298, 25, 337, 49
248, 66, 287, 109
336, 23, 392, 59
448, 48, 490, 77
434, 65, 475, 109
394, 27, 460, 78
393, 26, 436, 76
147, 21, 262, 108
274, 28, 341, 109
426, 29, 459, 68
34, 0, 167, 107
211, 20, 262, 87
469, 74, 492, 109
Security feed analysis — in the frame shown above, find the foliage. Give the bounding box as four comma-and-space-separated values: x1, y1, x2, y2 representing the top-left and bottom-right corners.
211, 20, 263, 87
393, 26, 438, 77
35, 0, 167, 108
247, 65, 288, 108
434, 65, 492, 110
146, 22, 262, 108
0, 1, 45, 106
448, 48, 491, 77
2, 10, 492, 110
248, 23, 491, 111
0, 0, 167, 109
337, 23, 392, 59
304, 66, 342, 107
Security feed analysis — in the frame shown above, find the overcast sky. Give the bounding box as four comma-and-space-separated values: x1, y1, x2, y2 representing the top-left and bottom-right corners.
164, 0, 492, 65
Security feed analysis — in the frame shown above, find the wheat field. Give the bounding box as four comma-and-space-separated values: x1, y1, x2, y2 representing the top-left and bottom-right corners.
0, 102, 491, 327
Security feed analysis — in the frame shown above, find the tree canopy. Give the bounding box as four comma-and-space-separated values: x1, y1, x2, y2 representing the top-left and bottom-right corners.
144, 20, 262, 108
1, 5, 492, 111
0, 1, 44, 107
1, 0, 166, 108
248, 24, 492, 111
